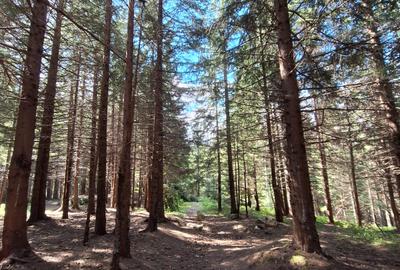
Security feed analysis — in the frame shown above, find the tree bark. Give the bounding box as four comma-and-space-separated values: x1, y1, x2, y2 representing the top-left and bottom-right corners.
361, 0, 400, 200
147, 0, 164, 231
111, 0, 135, 265
87, 64, 99, 215
313, 98, 334, 224
215, 92, 222, 212
235, 138, 241, 215
265, 95, 284, 222
349, 141, 362, 227
61, 53, 81, 219
242, 148, 248, 218
223, 40, 238, 216
72, 73, 86, 210
83, 65, 99, 244
29, 0, 65, 223
384, 168, 400, 230
0, 0, 48, 259
95, 0, 112, 235
274, 0, 321, 253
253, 157, 260, 211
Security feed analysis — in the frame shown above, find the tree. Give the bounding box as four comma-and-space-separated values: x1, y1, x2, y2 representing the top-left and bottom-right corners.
95, 0, 113, 235
222, 34, 238, 217
274, 0, 321, 253
29, 0, 65, 223
0, 0, 48, 259
61, 52, 81, 219
146, 0, 165, 232
111, 0, 136, 266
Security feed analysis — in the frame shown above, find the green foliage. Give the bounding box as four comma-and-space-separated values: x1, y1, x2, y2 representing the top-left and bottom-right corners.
164, 185, 185, 212
316, 216, 400, 248
199, 197, 226, 215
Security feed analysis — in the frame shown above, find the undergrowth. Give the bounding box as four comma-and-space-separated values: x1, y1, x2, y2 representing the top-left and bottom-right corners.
316, 216, 400, 248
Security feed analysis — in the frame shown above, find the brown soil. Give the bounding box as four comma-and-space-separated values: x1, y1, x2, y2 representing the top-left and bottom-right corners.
0, 203, 399, 270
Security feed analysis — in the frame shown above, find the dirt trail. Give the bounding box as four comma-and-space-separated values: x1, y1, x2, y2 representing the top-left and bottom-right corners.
0, 204, 399, 270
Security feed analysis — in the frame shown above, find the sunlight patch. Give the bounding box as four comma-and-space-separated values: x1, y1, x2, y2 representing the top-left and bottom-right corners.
290, 255, 307, 267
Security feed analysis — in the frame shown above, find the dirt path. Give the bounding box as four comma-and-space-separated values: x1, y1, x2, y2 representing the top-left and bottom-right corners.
1, 204, 399, 270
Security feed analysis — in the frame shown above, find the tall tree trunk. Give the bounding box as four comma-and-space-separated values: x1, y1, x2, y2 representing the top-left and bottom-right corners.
253, 157, 260, 211
260, 42, 284, 221
29, 0, 64, 223
313, 99, 334, 224
349, 141, 362, 227
95, 0, 112, 235
235, 138, 241, 215
145, 120, 153, 211
215, 92, 222, 212
242, 148, 248, 218
111, 0, 136, 266
131, 130, 137, 210
83, 66, 98, 244
87, 64, 99, 215
274, 0, 321, 253
46, 177, 52, 200
276, 115, 291, 216
265, 96, 284, 222
130, 7, 144, 210
384, 168, 400, 230
366, 177, 377, 225
52, 171, 60, 200
72, 73, 86, 210
223, 41, 238, 217
0, 0, 48, 259
62, 53, 81, 219
147, 0, 164, 231
361, 0, 400, 199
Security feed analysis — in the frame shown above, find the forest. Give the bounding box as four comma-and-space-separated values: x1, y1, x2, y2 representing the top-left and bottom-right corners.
0, 0, 399, 269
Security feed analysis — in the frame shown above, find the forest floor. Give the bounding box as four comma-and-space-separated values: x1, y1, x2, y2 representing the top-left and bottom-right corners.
0, 201, 399, 270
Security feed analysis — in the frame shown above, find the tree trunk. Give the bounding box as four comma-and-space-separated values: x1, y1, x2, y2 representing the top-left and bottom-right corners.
62, 53, 81, 219
223, 41, 238, 217
147, 0, 164, 231
130, 6, 144, 210
259, 35, 284, 221
276, 116, 291, 216
110, 101, 117, 208
274, 0, 321, 253
46, 177, 52, 200
87, 64, 99, 215
349, 141, 362, 227
95, 0, 112, 235
72, 73, 86, 210
366, 177, 377, 225
265, 97, 284, 222
242, 148, 248, 218
253, 157, 260, 211
111, 0, 135, 265
53, 174, 60, 200
384, 168, 400, 230
235, 138, 241, 215
28, 0, 64, 223
215, 92, 222, 212
0, 0, 48, 259
361, 0, 400, 200
83, 65, 99, 243
313, 98, 334, 224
